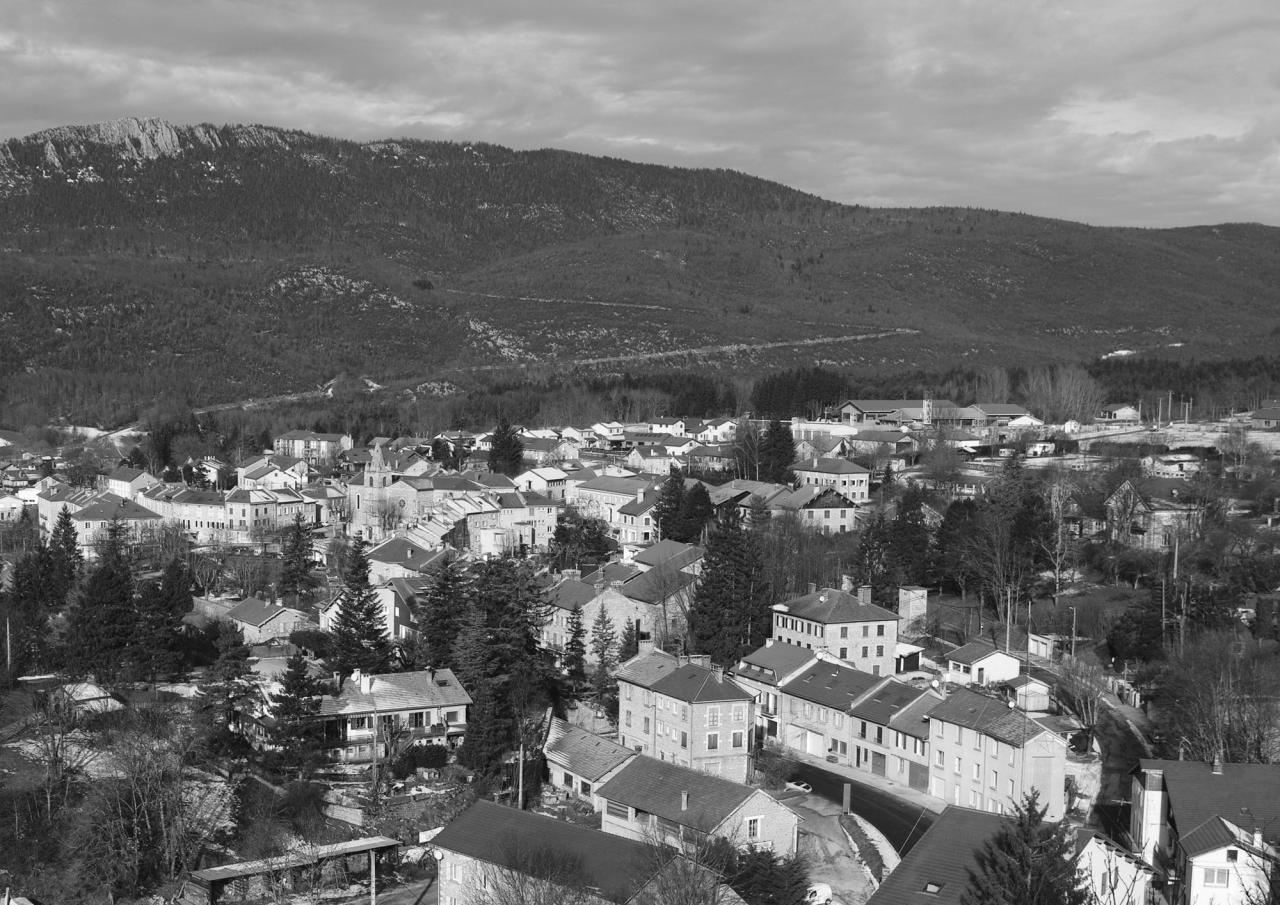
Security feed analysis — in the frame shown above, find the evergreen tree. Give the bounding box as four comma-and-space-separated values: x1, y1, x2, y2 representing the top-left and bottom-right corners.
196, 622, 254, 756
676, 483, 715, 543
455, 679, 512, 773
48, 505, 82, 601
961, 792, 1089, 905
419, 560, 470, 670
487, 417, 524, 476
279, 514, 314, 605
450, 606, 495, 691
889, 484, 932, 585
328, 537, 393, 677
563, 606, 587, 690
618, 619, 640, 663
759, 420, 797, 484
853, 510, 894, 608
654, 471, 686, 541
688, 508, 772, 665
133, 558, 192, 680
270, 651, 324, 776
589, 605, 616, 703
64, 520, 139, 682
2, 544, 57, 678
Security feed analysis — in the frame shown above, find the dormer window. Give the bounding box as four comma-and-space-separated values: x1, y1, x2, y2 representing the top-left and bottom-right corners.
923, 881, 943, 894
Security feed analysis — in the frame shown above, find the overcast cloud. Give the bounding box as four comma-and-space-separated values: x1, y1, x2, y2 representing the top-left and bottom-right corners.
2, 1, 1278, 226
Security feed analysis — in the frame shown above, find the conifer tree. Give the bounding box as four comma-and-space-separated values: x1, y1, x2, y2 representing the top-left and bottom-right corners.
961, 792, 1089, 905
456, 679, 512, 773
759, 420, 797, 484
450, 606, 495, 691
487, 417, 524, 476
654, 471, 686, 541
589, 604, 617, 703
48, 505, 82, 601
688, 508, 772, 665
328, 537, 393, 677
563, 606, 587, 691
270, 650, 324, 776
675, 483, 714, 543
279, 514, 314, 605
64, 520, 139, 682
134, 558, 192, 680
618, 619, 640, 663
3, 544, 57, 677
419, 560, 470, 670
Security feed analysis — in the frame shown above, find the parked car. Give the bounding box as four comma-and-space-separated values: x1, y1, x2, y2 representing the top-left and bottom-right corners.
785, 780, 813, 794
805, 882, 833, 904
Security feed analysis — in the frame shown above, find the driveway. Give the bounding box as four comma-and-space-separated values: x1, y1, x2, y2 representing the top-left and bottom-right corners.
789, 795, 875, 905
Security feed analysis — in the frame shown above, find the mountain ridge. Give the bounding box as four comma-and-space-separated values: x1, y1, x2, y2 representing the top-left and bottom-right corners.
1, 117, 1277, 428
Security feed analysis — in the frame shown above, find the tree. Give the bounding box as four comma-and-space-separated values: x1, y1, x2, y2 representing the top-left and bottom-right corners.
48, 504, 82, 598
134, 556, 193, 680
688, 508, 772, 665
654, 471, 687, 541
418, 559, 470, 670
64, 520, 139, 682
618, 618, 640, 664
676, 483, 715, 544
590, 605, 617, 703
961, 791, 1089, 905
328, 537, 393, 677
269, 651, 325, 776
488, 417, 524, 476
759, 420, 796, 484
563, 606, 587, 691
279, 514, 315, 605
1055, 657, 1107, 746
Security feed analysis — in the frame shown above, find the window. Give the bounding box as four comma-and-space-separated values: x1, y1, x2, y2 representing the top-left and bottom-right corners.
606, 800, 629, 819
973, 732, 982, 751
955, 725, 963, 744
876, 645, 884, 657
732, 704, 746, 723
410, 711, 425, 729
350, 716, 369, 730
840, 627, 849, 639
954, 756, 961, 775
581, 780, 591, 795
818, 707, 829, 723
935, 749, 945, 767
732, 730, 744, 748
972, 763, 981, 781
706, 706, 721, 728
643, 717, 650, 733
834, 713, 844, 729
862, 626, 869, 638
680, 731, 688, 748
839, 647, 848, 659
991, 770, 998, 790
862, 646, 869, 658
1227, 849, 1239, 862
707, 733, 719, 750
1008, 779, 1015, 796
970, 790, 982, 808
625, 710, 632, 728
935, 720, 944, 738
746, 817, 761, 840
877, 624, 885, 637
1203, 868, 1230, 888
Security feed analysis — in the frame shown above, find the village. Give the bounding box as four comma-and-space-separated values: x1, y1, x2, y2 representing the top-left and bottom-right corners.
2, 394, 1279, 905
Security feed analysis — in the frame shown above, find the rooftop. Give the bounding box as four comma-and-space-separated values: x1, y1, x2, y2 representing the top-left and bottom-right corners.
733, 643, 818, 687
543, 717, 635, 782
774, 587, 899, 625
866, 806, 1005, 905
317, 668, 472, 717
1139, 759, 1280, 849
779, 659, 881, 711
926, 687, 1045, 748
596, 755, 755, 830
650, 663, 753, 704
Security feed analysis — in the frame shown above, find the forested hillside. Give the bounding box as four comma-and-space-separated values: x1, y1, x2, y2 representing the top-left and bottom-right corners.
2, 117, 1278, 428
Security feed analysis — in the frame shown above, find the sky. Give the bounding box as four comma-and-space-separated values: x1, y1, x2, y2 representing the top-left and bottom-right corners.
2, 1, 1279, 227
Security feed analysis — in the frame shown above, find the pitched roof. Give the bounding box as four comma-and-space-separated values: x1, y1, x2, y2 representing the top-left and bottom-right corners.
1138, 759, 1280, 849
779, 659, 881, 711
650, 663, 753, 703
432, 800, 662, 904
616, 649, 680, 688
774, 587, 898, 625
226, 597, 306, 628
973, 403, 1030, 417
946, 639, 1016, 665
543, 717, 635, 782
620, 566, 698, 605
618, 492, 659, 516
733, 643, 818, 687
366, 537, 445, 571
926, 688, 1045, 748
632, 539, 703, 570
317, 668, 472, 716
107, 466, 147, 482
72, 497, 162, 523
850, 679, 934, 728
596, 756, 755, 830
866, 806, 1005, 905
547, 579, 601, 612
793, 457, 870, 475
578, 476, 656, 496
843, 399, 947, 413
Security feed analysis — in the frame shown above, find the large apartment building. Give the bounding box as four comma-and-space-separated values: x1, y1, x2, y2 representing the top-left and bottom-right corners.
770, 585, 900, 676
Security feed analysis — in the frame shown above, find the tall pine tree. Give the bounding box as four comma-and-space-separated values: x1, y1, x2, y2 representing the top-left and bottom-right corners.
563, 606, 587, 691
688, 508, 772, 665
961, 792, 1089, 905
328, 537, 393, 677
654, 472, 686, 541
279, 514, 315, 605
487, 418, 524, 476
419, 560, 470, 670
270, 650, 325, 777
64, 520, 139, 683
48, 505, 82, 603
759, 420, 797, 484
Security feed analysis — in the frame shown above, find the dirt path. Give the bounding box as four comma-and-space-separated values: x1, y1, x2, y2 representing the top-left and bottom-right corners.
792, 797, 875, 905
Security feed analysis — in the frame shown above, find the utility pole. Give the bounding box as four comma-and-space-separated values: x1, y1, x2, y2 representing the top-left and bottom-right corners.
1069, 606, 1077, 659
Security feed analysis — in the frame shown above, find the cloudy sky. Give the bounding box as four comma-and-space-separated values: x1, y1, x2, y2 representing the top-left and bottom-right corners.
3, 1, 1278, 227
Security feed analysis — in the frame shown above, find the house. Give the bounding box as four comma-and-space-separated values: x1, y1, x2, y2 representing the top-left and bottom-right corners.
925, 687, 1068, 819
695, 417, 737, 445
1099, 404, 1141, 423
616, 649, 755, 783
317, 668, 471, 762
137, 485, 231, 543
792, 458, 870, 502
225, 597, 312, 644
1143, 452, 1202, 479
1130, 758, 1280, 905
274, 430, 353, 465
839, 399, 958, 425
432, 799, 745, 905
616, 489, 661, 544
522, 436, 579, 466
71, 497, 164, 557
971, 403, 1036, 428
770, 585, 900, 677
943, 640, 1022, 687
50, 681, 124, 715
1250, 407, 1280, 430
596, 755, 800, 856
320, 581, 420, 643
847, 679, 943, 791
542, 574, 657, 665
364, 536, 447, 584
104, 465, 160, 499
1105, 478, 1204, 551
866, 805, 1006, 905
730, 642, 821, 744
571, 476, 662, 536
632, 539, 704, 577
761, 485, 861, 534
543, 716, 636, 799
1074, 828, 1156, 905
514, 466, 569, 501
1005, 674, 1052, 712
237, 454, 309, 491
776, 655, 881, 761
684, 444, 736, 473
624, 446, 684, 475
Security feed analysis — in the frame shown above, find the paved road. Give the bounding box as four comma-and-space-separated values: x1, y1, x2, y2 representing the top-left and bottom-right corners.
794, 762, 936, 854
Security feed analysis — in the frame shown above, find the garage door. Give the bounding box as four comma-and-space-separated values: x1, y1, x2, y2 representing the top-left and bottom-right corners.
806, 730, 824, 756
909, 761, 929, 791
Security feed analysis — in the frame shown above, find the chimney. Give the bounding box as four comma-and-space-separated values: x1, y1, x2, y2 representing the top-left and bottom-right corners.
680, 791, 689, 811
857, 585, 872, 606
840, 574, 854, 592
637, 638, 656, 655
807, 582, 817, 595
1212, 752, 1223, 775
712, 666, 724, 682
